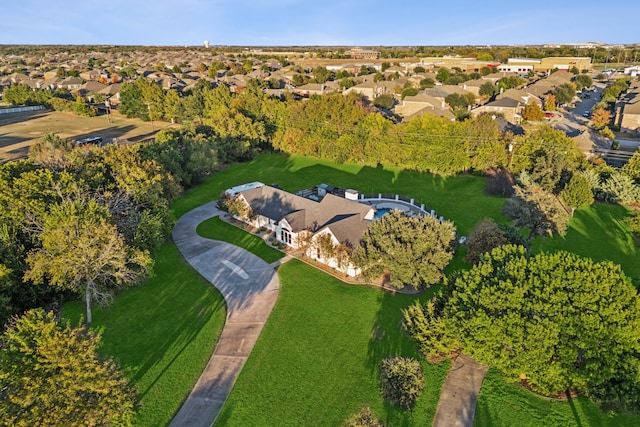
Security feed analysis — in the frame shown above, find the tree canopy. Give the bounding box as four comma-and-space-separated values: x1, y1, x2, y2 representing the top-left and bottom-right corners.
504, 184, 571, 237
0, 309, 135, 426
353, 210, 455, 289
405, 245, 640, 406
24, 197, 152, 324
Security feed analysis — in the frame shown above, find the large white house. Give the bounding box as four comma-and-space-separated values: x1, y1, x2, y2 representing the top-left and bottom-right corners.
231, 184, 375, 277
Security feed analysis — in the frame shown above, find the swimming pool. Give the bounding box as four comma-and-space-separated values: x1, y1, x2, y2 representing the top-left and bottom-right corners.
374, 207, 392, 219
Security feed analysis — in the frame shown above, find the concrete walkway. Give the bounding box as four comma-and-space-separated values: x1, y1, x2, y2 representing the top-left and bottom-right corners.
433, 353, 488, 427
169, 202, 281, 427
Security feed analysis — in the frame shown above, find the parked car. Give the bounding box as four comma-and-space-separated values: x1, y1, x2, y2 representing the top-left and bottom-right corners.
544, 112, 554, 118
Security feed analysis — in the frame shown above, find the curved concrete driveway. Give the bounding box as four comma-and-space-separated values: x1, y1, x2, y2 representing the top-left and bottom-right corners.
169, 202, 281, 427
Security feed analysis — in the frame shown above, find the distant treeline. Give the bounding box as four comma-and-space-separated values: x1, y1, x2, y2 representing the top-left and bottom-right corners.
2, 83, 98, 116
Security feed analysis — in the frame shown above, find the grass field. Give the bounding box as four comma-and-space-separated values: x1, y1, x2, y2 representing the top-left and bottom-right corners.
196, 216, 284, 263
216, 259, 449, 427
0, 109, 174, 162
476, 369, 640, 427
61, 243, 226, 427
58, 152, 639, 426
531, 203, 639, 283
174, 152, 509, 235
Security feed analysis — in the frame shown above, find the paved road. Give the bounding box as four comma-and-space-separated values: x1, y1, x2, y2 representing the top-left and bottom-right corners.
169, 202, 282, 427
552, 84, 611, 152
433, 353, 488, 427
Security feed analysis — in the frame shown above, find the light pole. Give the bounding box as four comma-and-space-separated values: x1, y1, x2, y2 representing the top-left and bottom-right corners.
508, 142, 515, 170
104, 99, 111, 124
147, 104, 154, 132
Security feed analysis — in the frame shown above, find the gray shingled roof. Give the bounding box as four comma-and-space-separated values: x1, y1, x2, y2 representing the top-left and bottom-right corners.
240, 186, 374, 247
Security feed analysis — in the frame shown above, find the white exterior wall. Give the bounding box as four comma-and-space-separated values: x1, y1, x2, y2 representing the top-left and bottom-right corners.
498, 65, 533, 73
306, 229, 361, 277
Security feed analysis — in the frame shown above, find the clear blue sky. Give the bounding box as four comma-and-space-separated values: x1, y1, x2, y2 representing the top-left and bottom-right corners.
2, 1, 638, 46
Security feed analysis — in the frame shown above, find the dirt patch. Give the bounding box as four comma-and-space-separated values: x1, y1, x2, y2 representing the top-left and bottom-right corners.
0, 109, 177, 163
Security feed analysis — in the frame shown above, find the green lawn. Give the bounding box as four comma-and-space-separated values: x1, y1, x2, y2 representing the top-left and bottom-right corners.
56, 152, 639, 426
476, 369, 640, 427
173, 152, 509, 235
531, 203, 639, 284
216, 260, 449, 426
62, 243, 226, 427
196, 216, 284, 263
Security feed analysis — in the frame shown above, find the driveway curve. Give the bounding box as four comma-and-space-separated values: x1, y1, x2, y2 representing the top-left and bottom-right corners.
169, 201, 281, 427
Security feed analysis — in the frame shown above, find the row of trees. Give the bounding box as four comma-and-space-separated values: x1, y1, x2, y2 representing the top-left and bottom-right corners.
2, 83, 98, 116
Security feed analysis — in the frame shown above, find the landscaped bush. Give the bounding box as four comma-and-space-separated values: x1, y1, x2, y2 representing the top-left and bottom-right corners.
560, 173, 594, 209
599, 127, 616, 139
403, 301, 456, 360
485, 169, 515, 196
380, 356, 424, 409
464, 218, 527, 264
627, 208, 640, 245
504, 184, 572, 237
344, 407, 385, 427
600, 171, 640, 204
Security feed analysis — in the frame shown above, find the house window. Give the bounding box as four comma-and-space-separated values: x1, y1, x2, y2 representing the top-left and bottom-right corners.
280, 230, 292, 245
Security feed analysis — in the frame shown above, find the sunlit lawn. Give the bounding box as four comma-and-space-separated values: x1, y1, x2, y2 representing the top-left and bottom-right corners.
172, 152, 509, 235
476, 369, 640, 427
531, 203, 639, 284
216, 260, 449, 426
196, 216, 284, 264
62, 243, 226, 427
57, 152, 639, 426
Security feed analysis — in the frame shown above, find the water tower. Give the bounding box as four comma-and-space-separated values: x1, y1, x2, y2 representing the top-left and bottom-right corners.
204, 40, 210, 48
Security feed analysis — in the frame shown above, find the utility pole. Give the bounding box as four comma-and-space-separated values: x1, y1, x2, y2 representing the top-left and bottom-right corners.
508, 143, 515, 170
104, 100, 111, 124
147, 104, 154, 132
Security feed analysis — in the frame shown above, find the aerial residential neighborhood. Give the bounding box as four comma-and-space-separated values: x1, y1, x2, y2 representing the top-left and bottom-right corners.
1, 2, 640, 427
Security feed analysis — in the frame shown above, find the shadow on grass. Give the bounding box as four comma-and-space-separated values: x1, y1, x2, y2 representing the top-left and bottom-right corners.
533, 203, 639, 284
62, 242, 227, 426
365, 285, 447, 426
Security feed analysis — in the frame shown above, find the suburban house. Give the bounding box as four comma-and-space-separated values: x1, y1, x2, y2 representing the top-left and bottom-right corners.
471, 97, 525, 123
227, 183, 375, 276
496, 88, 542, 107
616, 81, 640, 133
344, 80, 399, 100
293, 82, 339, 97
423, 85, 474, 104
394, 92, 455, 120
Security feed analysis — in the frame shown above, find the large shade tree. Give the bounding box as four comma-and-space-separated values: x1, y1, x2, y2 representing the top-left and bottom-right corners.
504, 184, 571, 237
404, 245, 640, 406
24, 197, 152, 324
354, 210, 455, 289
0, 309, 135, 426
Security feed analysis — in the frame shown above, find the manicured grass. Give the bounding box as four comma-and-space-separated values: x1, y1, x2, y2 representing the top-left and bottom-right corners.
216, 260, 449, 426
172, 152, 509, 235
196, 216, 284, 263
476, 369, 640, 427
62, 243, 226, 427
531, 203, 639, 284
